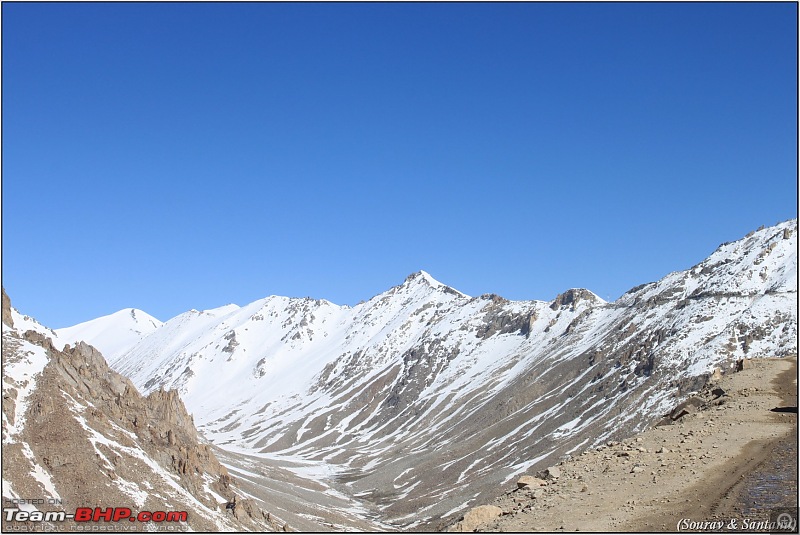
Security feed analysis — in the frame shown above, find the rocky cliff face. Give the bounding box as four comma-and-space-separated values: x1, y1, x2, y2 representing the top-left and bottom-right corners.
1, 291, 272, 532
2, 287, 13, 328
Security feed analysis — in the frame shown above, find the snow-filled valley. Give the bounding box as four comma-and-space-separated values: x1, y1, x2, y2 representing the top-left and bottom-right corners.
7, 219, 798, 530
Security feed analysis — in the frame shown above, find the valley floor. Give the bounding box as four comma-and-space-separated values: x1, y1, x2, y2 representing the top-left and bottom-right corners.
210, 446, 390, 532
452, 356, 798, 533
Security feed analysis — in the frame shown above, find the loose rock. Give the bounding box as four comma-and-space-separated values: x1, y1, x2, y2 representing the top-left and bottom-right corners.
517, 475, 547, 489
451, 505, 504, 532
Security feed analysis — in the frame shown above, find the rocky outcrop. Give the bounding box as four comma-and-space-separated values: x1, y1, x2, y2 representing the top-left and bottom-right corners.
222, 330, 239, 353
549, 288, 600, 311
1, 292, 269, 532
475, 296, 533, 339
2, 286, 12, 327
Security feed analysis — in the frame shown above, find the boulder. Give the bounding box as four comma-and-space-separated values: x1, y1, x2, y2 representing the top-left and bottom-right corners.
669, 396, 705, 421
517, 475, 547, 489
452, 505, 503, 532
545, 466, 561, 479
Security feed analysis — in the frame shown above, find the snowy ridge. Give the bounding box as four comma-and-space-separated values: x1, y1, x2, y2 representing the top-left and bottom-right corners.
70, 220, 797, 528
56, 308, 163, 359
10, 308, 63, 346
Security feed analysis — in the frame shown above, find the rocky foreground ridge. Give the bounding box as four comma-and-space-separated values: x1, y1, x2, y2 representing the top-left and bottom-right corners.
1, 288, 281, 531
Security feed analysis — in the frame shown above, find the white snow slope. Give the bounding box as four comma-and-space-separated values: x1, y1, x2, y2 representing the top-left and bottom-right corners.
56, 308, 163, 358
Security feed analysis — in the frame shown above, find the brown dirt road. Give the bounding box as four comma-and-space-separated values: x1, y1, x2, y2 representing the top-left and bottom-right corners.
456, 356, 798, 532
626, 357, 797, 532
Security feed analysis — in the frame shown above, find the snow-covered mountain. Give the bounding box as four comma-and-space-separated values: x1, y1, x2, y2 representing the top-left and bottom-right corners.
56, 308, 163, 359
60, 219, 799, 529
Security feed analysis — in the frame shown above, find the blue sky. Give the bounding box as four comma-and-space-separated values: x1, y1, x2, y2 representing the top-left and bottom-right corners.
2, 2, 797, 328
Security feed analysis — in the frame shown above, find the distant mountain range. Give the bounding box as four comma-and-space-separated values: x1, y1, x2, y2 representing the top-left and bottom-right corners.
5, 219, 796, 531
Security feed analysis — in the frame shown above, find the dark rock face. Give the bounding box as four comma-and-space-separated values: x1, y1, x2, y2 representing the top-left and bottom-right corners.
475, 300, 532, 339
550, 289, 600, 311
2, 287, 13, 327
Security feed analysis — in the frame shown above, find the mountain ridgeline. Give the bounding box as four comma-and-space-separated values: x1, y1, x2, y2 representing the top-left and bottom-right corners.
14, 219, 799, 530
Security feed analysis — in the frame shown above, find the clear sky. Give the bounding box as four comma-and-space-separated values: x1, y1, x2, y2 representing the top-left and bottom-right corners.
2, 2, 797, 328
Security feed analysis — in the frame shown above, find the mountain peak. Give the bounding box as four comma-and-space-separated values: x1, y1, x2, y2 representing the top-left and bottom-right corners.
403, 270, 442, 286
401, 270, 469, 298
550, 288, 605, 310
